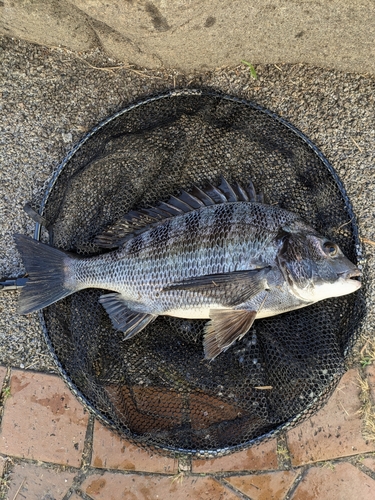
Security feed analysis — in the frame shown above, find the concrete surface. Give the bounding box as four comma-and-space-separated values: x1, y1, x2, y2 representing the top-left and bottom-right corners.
0, 32, 374, 500
1, 0, 375, 74
1, 35, 374, 372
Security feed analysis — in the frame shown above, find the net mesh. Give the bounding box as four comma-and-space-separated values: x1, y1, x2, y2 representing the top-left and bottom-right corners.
32, 89, 364, 457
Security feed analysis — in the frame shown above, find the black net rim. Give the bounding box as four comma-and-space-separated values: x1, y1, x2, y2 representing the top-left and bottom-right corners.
33, 88, 365, 458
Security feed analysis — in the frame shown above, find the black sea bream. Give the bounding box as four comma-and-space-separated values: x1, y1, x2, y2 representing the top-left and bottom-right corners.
15, 178, 361, 359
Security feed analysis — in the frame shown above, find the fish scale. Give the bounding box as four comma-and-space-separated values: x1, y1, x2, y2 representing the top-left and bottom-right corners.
73, 204, 277, 293
14, 178, 361, 359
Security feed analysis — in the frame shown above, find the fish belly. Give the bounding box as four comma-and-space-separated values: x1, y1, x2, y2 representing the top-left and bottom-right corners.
166, 306, 217, 319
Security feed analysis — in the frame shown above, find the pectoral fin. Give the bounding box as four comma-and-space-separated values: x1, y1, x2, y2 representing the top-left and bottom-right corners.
163, 268, 271, 306
204, 309, 258, 360
99, 293, 156, 339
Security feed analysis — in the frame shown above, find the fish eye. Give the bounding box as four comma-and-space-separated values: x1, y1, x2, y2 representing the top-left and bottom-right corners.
323, 241, 338, 257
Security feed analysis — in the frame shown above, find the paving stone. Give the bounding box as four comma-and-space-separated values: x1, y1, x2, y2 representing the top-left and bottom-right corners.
287, 369, 375, 466
91, 420, 177, 473
0, 369, 89, 467
81, 472, 239, 499
225, 470, 298, 500
192, 439, 278, 473
290, 462, 375, 500
362, 457, 375, 473
5, 462, 76, 500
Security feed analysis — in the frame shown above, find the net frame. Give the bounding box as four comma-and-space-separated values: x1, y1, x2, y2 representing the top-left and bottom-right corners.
29, 88, 365, 458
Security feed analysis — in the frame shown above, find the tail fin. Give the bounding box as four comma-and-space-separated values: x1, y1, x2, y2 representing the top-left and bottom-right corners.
14, 234, 77, 314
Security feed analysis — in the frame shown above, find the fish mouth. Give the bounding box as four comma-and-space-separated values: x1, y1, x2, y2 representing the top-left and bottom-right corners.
338, 268, 361, 280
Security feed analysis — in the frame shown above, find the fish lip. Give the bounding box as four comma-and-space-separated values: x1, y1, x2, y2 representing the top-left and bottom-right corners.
338, 268, 361, 279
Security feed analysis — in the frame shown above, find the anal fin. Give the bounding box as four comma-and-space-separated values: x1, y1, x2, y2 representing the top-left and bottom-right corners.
99, 293, 156, 339
204, 309, 257, 360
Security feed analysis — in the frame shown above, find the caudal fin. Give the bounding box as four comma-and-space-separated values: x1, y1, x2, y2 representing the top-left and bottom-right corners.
14, 234, 77, 314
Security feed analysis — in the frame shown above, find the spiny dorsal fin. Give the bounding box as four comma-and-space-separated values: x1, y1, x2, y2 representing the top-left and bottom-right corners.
189, 185, 215, 206
218, 177, 238, 202
177, 189, 205, 209
93, 177, 264, 248
204, 183, 228, 203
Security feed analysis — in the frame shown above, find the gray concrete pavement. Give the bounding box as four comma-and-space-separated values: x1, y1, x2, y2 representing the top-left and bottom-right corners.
0, 35, 374, 372
1, 0, 375, 75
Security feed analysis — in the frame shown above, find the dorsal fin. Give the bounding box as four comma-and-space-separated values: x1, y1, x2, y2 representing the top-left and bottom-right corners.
232, 181, 249, 201
93, 177, 264, 249
166, 195, 193, 212
189, 185, 215, 206
177, 190, 205, 209
205, 183, 228, 203
218, 177, 238, 202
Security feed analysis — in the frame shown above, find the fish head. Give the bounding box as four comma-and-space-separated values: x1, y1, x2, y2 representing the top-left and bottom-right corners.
277, 229, 361, 303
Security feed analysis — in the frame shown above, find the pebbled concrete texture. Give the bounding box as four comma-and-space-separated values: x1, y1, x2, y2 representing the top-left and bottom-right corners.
1, 0, 375, 74
1, 35, 374, 372
0, 37, 375, 370
0, 32, 375, 500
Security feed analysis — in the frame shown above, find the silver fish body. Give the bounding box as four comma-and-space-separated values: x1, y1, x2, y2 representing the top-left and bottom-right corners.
73, 203, 302, 316
15, 179, 361, 359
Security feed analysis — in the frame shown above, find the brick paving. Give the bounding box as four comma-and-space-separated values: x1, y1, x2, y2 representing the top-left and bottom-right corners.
362, 457, 375, 473
5, 463, 76, 500
289, 463, 375, 500
0, 370, 88, 467
81, 474, 240, 500
287, 369, 375, 465
0, 365, 374, 499
91, 420, 177, 474
225, 471, 298, 499
191, 439, 278, 473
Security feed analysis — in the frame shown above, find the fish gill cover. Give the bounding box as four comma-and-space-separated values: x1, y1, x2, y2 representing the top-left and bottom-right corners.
27, 89, 365, 457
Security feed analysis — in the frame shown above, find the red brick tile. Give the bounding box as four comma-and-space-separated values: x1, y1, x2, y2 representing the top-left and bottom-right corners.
225, 470, 298, 500
81, 473, 239, 499
362, 457, 375, 473
287, 369, 375, 465
6, 462, 76, 500
0, 370, 89, 467
365, 365, 375, 403
290, 462, 375, 500
91, 420, 177, 473
192, 439, 278, 473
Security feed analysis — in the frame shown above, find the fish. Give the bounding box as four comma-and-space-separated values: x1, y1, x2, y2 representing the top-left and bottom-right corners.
14, 177, 361, 359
